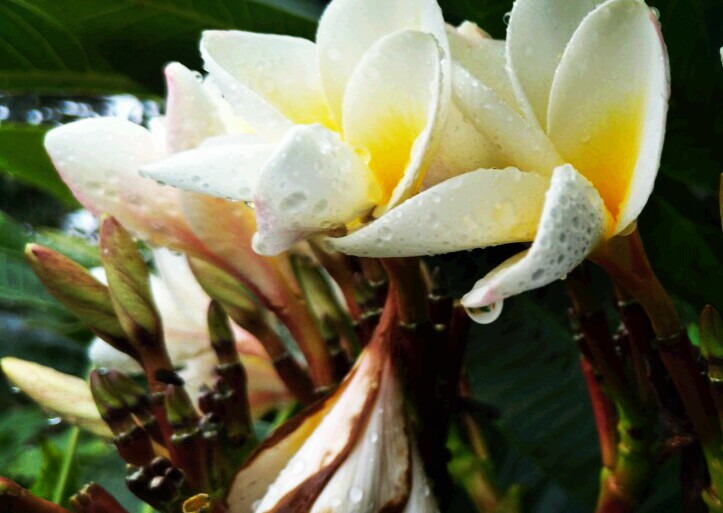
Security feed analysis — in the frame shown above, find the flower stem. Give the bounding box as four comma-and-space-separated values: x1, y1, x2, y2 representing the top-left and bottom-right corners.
594, 229, 723, 504
53, 426, 80, 505
565, 267, 656, 512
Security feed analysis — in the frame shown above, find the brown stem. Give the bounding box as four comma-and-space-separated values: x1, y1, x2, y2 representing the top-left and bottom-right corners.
224, 305, 315, 405
580, 356, 619, 469
594, 230, 720, 450
0, 477, 72, 513
70, 483, 131, 513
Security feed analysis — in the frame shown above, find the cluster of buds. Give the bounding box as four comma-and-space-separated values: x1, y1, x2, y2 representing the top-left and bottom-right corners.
1, 213, 486, 513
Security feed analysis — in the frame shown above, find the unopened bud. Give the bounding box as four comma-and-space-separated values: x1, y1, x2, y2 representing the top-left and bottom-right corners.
188, 257, 259, 323
99, 216, 162, 349
25, 243, 136, 359
207, 300, 237, 365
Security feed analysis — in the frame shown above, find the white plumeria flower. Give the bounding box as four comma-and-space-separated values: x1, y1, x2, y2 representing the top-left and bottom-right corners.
140, 0, 495, 256
224, 318, 438, 513
328, 0, 669, 322
43, 62, 311, 331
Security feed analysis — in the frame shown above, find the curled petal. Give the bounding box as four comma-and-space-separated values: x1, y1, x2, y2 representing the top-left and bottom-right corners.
311, 362, 411, 512
164, 62, 227, 153
343, 30, 447, 211
44, 118, 203, 252
547, 0, 669, 232
140, 142, 275, 202
317, 0, 448, 123
1, 357, 111, 438
462, 165, 608, 310
506, 0, 599, 128
252, 124, 379, 256
226, 345, 385, 512
452, 64, 563, 175
328, 167, 549, 257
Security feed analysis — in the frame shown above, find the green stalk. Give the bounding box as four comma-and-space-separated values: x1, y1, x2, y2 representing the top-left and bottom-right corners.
52, 427, 80, 505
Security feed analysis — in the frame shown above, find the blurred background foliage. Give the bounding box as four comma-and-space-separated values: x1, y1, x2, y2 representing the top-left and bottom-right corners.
0, 0, 720, 512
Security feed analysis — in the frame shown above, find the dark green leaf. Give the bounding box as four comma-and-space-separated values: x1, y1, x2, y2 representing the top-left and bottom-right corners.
0, 124, 77, 205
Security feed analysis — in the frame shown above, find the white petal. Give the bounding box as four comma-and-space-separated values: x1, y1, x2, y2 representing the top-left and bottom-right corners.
328, 167, 549, 257
153, 248, 210, 328
164, 62, 226, 153
88, 338, 142, 373
0, 357, 111, 438
547, 0, 669, 233
201, 31, 331, 140
253, 348, 385, 512
403, 444, 440, 513
506, 0, 600, 128
461, 165, 608, 309
423, 104, 503, 190
150, 250, 211, 362
452, 64, 563, 175
225, 399, 336, 513
317, 0, 448, 123
311, 363, 410, 512
447, 26, 519, 112
140, 142, 275, 201
343, 30, 446, 211
44, 118, 200, 250
252, 124, 379, 256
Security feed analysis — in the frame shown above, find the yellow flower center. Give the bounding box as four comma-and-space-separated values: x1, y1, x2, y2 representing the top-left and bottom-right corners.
563, 93, 645, 222
358, 110, 427, 205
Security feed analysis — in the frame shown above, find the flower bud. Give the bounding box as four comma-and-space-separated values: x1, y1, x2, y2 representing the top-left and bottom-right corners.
99, 216, 163, 349
0, 357, 110, 437
25, 243, 136, 359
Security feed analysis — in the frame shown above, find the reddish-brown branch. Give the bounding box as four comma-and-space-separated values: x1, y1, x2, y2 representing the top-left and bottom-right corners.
580, 357, 618, 469
0, 477, 73, 513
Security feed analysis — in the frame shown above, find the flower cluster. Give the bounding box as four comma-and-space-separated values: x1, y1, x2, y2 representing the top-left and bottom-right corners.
1, 0, 679, 512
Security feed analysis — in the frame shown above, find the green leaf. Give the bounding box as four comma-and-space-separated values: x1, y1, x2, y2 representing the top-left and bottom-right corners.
0, 124, 77, 206
0, 0, 324, 95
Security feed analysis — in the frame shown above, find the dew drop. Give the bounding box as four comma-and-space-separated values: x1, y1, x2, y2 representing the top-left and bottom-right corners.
465, 300, 504, 324
47, 416, 62, 426
503, 11, 511, 25
348, 487, 364, 504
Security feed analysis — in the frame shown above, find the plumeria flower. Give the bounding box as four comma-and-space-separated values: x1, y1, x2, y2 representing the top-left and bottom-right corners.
1, 250, 289, 435
328, 0, 668, 323
224, 307, 438, 513
44, 61, 335, 386
138, 0, 667, 325
43, 61, 292, 318
141, 0, 500, 255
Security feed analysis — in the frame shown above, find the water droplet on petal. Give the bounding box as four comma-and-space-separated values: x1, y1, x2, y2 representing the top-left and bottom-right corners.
348, 487, 364, 504
465, 300, 504, 324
